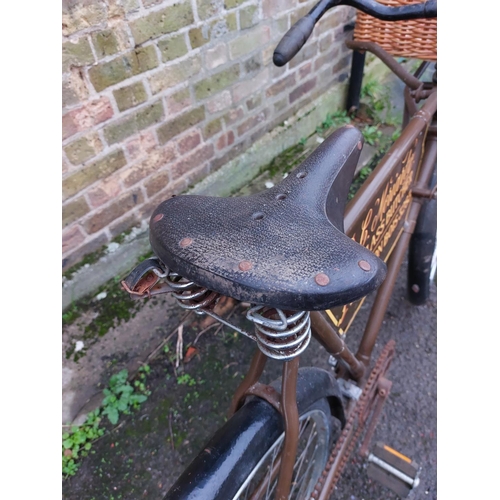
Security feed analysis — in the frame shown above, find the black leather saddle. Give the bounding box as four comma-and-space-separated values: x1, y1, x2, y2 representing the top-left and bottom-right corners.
149, 126, 386, 311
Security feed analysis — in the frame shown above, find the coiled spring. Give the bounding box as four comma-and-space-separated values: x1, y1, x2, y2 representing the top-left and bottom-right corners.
246, 306, 311, 361
166, 272, 219, 312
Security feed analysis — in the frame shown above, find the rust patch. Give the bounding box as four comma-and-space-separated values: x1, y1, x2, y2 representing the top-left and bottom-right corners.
179, 237, 193, 248
358, 260, 371, 271
315, 273, 330, 286
239, 261, 253, 271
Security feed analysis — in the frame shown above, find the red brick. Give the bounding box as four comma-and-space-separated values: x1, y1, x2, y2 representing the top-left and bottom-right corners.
206, 91, 232, 113
216, 131, 235, 151
125, 131, 157, 160
266, 74, 296, 98
289, 77, 316, 103
87, 97, 114, 125
62, 97, 114, 140
121, 145, 176, 188
299, 62, 312, 80
87, 175, 122, 208
216, 134, 226, 151
62, 225, 86, 254
171, 144, 214, 180
177, 129, 202, 155
237, 111, 266, 136
223, 106, 245, 126
262, 0, 291, 17
145, 170, 170, 198
314, 47, 340, 72
62, 112, 78, 140
83, 188, 144, 234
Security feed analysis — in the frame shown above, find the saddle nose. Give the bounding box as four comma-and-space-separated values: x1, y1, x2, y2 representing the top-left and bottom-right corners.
149, 126, 386, 311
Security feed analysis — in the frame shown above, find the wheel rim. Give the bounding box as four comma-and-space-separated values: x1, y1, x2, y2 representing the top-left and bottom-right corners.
232, 408, 331, 500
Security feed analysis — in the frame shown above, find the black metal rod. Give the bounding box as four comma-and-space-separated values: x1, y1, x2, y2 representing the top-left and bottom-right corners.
346, 50, 366, 114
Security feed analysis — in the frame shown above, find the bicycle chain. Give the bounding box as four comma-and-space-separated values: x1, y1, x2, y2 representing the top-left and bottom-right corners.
311, 339, 396, 499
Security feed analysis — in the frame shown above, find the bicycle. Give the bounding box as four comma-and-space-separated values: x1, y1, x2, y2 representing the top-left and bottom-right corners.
122, 0, 437, 498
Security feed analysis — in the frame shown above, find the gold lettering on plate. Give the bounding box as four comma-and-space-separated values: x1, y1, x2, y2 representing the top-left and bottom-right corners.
328, 143, 418, 332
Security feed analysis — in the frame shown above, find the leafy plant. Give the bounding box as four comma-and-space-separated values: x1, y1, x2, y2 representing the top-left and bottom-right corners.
177, 373, 197, 387
359, 78, 402, 127
62, 409, 104, 478
362, 125, 383, 146
102, 369, 149, 425
316, 110, 351, 136
62, 368, 150, 478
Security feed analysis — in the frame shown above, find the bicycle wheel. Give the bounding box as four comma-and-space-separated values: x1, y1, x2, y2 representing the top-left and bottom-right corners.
408, 166, 437, 305
232, 397, 340, 500
164, 367, 344, 500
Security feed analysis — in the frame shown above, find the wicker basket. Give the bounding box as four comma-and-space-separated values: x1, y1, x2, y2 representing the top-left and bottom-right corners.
353, 0, 437, 61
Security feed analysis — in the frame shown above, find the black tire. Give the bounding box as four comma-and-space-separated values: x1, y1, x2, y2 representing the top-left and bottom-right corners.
408, 166, 437, 305
164, 368, 344, 500
232, 397, 341, 500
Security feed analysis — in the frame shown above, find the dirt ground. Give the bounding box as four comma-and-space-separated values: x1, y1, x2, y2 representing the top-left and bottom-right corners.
62, 258, 436, 500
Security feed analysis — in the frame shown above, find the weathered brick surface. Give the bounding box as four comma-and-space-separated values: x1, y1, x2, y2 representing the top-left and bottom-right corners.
91, 30, 120, 59
177, 129, 202, 155
240, 5, 259, 29
233, 68, 268, 102
113, 82, 148, 112
64, 133, 103, 165
62, 69, 89, 109
158, 35, 189, 62
289, 77, 317, 103
205, 43, 227, 70
104, 101, 164, 145
157, 106, 206, 145
203, 118, 223, 139
63, 97, 113, 140
121, 146, 176, 188
63, 150, 127, 201
149, 55, 201, 94
84, 188, 145, 234
61, 0, 353, 272
63, 197, 91, 228
62, 1, 107, 36
130, 3, 194, 44
170, 143, 214, 180
87, 175, 122, 209
62, 225, 86, 254
237, 110, 267, 136
194, 65, 241, 100
125, 131, 157, 161
189, 27, 210, 49
229, 25, 270, 59
62, 37, 94, 72
89, 46, 159, 92
167, 88, 193, 114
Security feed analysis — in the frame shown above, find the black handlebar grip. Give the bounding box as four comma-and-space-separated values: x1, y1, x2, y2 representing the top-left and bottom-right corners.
273, 16, 316, 67
424, 0, 437, 17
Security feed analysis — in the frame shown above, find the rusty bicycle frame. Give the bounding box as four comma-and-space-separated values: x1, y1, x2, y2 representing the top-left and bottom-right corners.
225, 43, 437, 500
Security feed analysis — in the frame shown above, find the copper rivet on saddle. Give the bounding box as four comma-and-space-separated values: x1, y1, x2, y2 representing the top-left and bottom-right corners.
315, 273, 330, 286
358, 260, 371, 271
357, 141, 363, 150
153, 213, 163, 222
239, 260, 253, 271
179, 237, 193, 248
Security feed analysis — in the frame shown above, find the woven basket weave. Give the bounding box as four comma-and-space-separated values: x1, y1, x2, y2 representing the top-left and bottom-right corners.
353, 0, 437, 61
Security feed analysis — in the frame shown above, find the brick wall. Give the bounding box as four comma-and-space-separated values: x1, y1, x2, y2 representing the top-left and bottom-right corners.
62, 0, 355, 272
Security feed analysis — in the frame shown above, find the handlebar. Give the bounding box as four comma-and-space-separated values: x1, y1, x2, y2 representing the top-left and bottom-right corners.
273, 0, 437, 67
